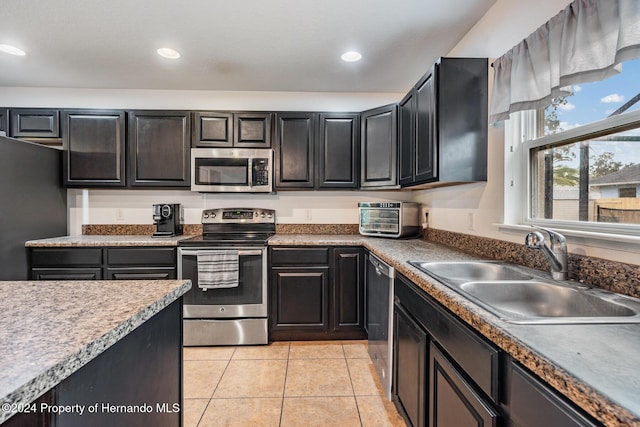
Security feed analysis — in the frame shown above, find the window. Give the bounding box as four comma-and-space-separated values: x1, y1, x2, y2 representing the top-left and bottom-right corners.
522, 59, 640, 234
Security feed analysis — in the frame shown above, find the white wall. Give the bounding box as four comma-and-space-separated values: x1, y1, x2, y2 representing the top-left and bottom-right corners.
413, 0, 640, 265
67, 189, 413, 235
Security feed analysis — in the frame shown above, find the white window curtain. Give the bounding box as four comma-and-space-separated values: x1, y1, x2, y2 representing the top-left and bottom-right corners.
490, 0, 640, 122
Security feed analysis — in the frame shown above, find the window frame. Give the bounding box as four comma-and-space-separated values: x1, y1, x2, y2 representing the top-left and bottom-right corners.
503, 108, 640, 243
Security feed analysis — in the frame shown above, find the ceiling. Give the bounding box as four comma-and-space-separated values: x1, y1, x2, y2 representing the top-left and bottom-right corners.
0, 0, 496, 93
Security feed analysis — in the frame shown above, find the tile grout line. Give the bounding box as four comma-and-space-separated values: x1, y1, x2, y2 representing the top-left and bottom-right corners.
343, 344, 365, 427
279, 343, 291, 427
191, 346, 237, 427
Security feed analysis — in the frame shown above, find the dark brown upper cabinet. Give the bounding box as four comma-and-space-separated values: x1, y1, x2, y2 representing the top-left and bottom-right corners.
234, 112, 272, 147
63, 110, 126, 187
274, 112, 317, 189
192, 111, 271, 148
128, 110, 191, 187
316, 113, 360, 189
0, 108, 8, 134
400, 57, 488, 189
192, 111, 233, 147
10, 108, 60, 138
360, 104, 398, 189
275, 112, 359, 190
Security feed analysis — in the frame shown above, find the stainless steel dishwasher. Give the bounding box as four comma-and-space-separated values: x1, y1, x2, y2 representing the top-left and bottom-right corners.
366, 252, 395, 400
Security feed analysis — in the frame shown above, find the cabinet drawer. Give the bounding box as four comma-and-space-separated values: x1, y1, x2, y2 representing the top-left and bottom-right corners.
106, 267, 176, 280
31, 268, 102, 281
270, 247, 329, 266
395, 274, 500, 403
106, 247, 176, 266
10, 109, 60, 138
30, 248, 103, 267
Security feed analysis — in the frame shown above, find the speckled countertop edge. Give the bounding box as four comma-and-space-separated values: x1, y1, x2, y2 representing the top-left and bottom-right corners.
270, 235, 640, 427
0, 280, 191, 424
25, 235, 191, 247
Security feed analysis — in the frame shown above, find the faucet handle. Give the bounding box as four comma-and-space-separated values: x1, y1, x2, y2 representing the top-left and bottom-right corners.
531, 225, 566, 246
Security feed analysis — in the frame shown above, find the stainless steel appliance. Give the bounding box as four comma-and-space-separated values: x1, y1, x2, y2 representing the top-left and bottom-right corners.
178, 207, 275, 346
0, 136, 67, 280
191, 148, 273, 193
152, 203, 183, 237
366, 252, 395, 400
359, 202, 421, 238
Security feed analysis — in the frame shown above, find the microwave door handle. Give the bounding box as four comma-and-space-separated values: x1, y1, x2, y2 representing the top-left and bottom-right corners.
248, 158, 253, 188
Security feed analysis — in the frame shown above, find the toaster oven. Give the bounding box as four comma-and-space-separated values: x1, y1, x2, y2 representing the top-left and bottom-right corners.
358, 202, 421, 238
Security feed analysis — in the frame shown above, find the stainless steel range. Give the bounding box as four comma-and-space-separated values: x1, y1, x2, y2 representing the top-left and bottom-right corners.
178, 207, 275, 346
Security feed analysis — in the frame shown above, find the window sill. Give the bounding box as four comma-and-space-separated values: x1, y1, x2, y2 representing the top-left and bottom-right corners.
496, 223, 640, 254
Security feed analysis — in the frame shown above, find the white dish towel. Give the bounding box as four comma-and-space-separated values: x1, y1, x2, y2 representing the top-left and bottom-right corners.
197, 250, 239, 290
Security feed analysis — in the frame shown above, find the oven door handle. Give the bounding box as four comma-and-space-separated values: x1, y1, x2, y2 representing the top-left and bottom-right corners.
180, 249, 263, 257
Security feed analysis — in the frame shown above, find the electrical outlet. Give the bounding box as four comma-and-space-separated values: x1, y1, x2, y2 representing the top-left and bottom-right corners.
116, 208, 124, 222
468, 212, 475, 231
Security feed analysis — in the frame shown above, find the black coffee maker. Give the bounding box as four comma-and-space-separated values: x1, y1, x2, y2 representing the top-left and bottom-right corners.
152, 204, 183, 237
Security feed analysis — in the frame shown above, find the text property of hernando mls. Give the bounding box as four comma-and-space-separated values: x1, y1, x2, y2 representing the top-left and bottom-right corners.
2, 402, 181, 416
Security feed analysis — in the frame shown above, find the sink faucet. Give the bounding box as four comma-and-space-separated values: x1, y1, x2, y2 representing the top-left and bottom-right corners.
524, 226, 568, 281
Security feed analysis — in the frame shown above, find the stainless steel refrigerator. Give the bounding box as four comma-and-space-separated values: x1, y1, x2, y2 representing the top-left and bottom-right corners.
0, 136, 67, 280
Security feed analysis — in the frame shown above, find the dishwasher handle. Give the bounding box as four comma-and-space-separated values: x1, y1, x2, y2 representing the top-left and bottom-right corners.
368, 253, 395, 278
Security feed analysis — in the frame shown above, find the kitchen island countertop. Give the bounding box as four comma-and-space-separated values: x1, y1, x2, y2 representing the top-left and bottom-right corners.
0, 279, 191, 424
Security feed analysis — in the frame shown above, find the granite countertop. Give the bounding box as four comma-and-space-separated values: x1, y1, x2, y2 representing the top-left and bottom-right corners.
0, 279, 191, 424
25, 235, 191, 247
271, 234, 640, 427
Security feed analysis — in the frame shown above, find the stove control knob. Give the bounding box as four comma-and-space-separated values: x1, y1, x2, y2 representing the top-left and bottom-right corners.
267, 213, 273, 218
203, 213, 209, 219
261, 212, 266, 218
210, 212, 216, 218
255, 212, 259, 217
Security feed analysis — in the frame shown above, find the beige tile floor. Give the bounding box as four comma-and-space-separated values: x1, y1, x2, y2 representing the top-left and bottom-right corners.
183, 340, 407, 427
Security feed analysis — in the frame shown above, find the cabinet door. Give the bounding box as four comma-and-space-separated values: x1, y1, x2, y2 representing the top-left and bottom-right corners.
394, 303, 428, 427
234, 112, 272, 147
332, 248, 365, 336
399, 91, 416, 186
193, 111, 233, 147
0, 108, 8, 133
269, 266, 330, 339
128, 111, 191, 187
360, 104, 398, 188
507, 361, 600, 427
414, 69, 437, 183
63, 110, 126, 187
274, 112, 316, 189
316, 113, 359, 189
10, 108, 60, 138
429, 342, 499, 427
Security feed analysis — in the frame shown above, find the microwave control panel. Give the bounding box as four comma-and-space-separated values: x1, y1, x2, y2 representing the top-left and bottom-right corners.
253, 158, 270, 186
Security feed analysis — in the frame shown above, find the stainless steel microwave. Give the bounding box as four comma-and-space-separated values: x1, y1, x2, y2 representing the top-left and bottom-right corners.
359, 202, 421, 238
191, 148, 273, 193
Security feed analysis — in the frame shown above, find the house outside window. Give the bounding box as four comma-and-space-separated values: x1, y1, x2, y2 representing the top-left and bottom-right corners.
523, 58, 640, 231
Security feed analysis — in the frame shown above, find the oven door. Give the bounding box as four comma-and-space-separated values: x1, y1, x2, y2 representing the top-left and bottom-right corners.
178, 247, 267, 318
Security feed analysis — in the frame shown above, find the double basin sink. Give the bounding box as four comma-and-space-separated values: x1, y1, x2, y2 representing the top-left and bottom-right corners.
409, 260, 640, 324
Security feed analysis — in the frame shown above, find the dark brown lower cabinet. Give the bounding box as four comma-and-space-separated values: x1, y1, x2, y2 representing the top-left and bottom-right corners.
394, 303, 427, 427
29, 247, 176, 281
429, 342, 498, 427
393, 273, 603, 427
269, 246, 365, 340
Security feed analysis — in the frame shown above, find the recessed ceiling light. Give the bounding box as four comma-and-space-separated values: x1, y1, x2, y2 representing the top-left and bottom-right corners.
341, 51, 362, 62
0, 44, 26, 56
157, 47, 181, 59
